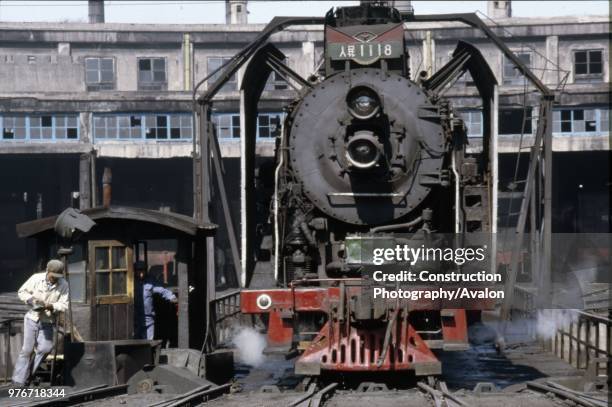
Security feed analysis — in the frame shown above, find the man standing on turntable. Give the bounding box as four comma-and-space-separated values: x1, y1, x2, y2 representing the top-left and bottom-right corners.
12, 259, 69, 386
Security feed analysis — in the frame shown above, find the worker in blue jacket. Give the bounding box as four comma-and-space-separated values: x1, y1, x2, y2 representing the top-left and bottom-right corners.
134, 262, 177, 340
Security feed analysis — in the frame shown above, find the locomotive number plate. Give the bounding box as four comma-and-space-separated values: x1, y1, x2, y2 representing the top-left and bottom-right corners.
328, 41, 402, 65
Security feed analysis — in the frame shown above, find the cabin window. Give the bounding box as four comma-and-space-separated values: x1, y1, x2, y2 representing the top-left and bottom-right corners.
47, 244, 86, 302
68, 261, 87, 302
91, 242, 133, 302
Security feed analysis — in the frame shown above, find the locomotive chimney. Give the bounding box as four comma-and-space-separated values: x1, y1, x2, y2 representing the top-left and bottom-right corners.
102, 167, 112, 208
88, 0, 105, 23
225, 0, 248, 25
487, 0, 512, 19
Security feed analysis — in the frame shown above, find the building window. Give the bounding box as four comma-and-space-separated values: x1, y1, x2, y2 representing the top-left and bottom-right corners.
1, 116, 27, 139
264, 63, 289, 91
119, 115, 143, 139
459, 110, 482, 138
85, 57, 115, 90
54, 116, 79, 139
257, 114, 282, 138
1, 114, 79, 141
29, 116, 53, 140
93, 113, 192, 140
573, 50, 603, 82
553, 107, 608, 135
145, 115, 168, 139
213, 113, 284, 139
170, 114, 193, 139
138, 58, 167, 90
503, 52, 532, 85
499, 108, 532, 135
213, 114, 240, 139
207, 57, 237, 92
94, 116, 117, 139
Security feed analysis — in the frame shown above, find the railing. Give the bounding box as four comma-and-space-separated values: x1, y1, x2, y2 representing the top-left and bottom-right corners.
211, 290, 241, 346
510, 286, 610, 377
544, 309, 611, 376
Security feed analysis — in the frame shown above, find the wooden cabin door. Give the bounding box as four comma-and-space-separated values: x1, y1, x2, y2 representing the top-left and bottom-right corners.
88, 240, 134, 340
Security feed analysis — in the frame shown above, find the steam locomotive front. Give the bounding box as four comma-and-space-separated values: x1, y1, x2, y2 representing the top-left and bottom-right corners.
241, 4, 478, 376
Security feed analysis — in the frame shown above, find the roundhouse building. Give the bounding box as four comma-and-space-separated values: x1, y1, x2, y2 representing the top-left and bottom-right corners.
0, 0, 609, 291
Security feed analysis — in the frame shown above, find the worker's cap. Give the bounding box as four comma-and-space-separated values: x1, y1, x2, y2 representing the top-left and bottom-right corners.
46, 259, 64, 278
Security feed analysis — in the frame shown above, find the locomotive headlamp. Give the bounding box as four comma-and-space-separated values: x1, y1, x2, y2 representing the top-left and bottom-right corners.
346, 86, 381, 120
256, 293, 272, 310
345, 131, 383, 170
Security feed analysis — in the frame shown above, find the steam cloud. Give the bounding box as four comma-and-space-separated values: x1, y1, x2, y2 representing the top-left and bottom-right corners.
536, 309, 578, 340
232, 326, 267, 367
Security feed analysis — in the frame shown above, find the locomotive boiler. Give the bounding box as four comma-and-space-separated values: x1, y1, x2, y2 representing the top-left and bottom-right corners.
236, 3, 499, 376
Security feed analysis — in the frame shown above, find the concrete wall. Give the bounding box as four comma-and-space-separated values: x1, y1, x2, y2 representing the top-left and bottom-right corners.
0, 48, 82, 92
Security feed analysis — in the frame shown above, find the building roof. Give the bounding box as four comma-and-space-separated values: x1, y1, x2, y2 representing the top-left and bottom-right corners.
0, 15, 607, 32
16, 205, 216, 238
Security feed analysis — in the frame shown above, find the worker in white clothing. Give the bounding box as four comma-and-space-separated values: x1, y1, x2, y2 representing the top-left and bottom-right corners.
11, 260, 69, 386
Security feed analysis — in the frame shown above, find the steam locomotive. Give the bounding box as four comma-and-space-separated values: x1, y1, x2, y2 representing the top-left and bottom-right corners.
240, 3, 495, 376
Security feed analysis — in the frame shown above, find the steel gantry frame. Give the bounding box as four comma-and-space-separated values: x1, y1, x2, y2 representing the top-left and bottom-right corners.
191, 9, 555, 349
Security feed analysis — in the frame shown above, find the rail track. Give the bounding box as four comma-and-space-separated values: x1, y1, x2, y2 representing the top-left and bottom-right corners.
0, 325, 608, 407
1, 371, 607, 407
203, 377, 608, 407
